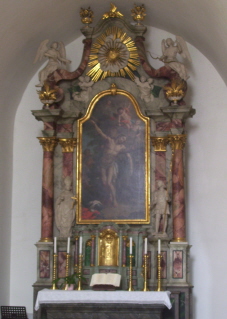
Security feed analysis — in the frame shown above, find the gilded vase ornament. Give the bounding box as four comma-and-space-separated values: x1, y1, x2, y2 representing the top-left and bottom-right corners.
131, 4, 146, 25
80, 7, 94, 25
102, 3, 123, 19
87, 27, 140, 81
163, 79, 187, 106
37, 81, 57, 108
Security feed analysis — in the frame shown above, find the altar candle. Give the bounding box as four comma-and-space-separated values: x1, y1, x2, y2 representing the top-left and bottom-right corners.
79, 236, 82, 254
54, 237, 57, 254
130, 237, 132, 255
158, 239, 161, 255
67, 237, 70, 254
144, 238, 147, 255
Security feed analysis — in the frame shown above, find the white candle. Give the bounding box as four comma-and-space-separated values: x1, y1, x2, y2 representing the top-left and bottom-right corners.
144, 238, 147, 255
130, 237, 132, 255
158, 239, 161, 254
79, 236, 82, 254
54, 237, 57, 254
67, 237, 70, 254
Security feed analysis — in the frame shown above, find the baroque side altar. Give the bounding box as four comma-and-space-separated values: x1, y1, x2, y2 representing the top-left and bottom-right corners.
32, 4, 195, 319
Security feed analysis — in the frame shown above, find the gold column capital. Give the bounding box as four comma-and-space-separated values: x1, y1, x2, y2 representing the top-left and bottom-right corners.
58, 138, 77, 152
37, 137, 58, 152
151, 136, 169, 151
168, 134, 187, 150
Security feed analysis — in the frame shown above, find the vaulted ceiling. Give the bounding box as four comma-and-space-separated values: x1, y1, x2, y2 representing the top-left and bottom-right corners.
1, 0, 226, 119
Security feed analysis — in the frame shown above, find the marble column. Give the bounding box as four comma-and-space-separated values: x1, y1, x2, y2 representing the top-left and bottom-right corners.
38, 137, 58, 242
169, 135, 187, 242
58, 138, 77, 179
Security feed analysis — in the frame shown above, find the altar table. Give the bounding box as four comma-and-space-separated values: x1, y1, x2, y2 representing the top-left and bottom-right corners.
35, 289, 172, 319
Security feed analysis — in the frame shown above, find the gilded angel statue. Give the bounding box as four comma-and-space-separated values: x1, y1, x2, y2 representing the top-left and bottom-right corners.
161, 36, 192, 81
34, 40, 71, 87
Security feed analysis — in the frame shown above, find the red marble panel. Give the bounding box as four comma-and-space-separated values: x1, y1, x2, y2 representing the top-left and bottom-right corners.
156, 119, 184, 132
44, 122, 55, 131
173, 250, 183, 278
39, 250, 50, 278
56, 123, 73, 133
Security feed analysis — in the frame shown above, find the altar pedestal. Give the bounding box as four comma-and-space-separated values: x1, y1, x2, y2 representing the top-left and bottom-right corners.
35, 290, 171, 319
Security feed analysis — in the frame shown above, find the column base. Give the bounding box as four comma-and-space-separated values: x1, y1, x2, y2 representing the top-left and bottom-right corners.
39, 237, 53, 242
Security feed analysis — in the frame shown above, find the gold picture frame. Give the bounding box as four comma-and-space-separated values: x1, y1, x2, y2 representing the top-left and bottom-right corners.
76, 84, 150, 224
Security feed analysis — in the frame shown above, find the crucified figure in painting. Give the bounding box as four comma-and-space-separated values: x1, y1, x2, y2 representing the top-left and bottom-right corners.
90, 120, 133, 207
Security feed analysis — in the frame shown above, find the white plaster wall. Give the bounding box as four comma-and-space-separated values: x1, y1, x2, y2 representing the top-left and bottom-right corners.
11, 29, 227, 319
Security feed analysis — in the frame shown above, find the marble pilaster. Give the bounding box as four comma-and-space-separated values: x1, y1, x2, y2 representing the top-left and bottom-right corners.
151, 137, 168, 184
58, 138, 77, 179
38, 137, 58, 241
169, 135, 187, 242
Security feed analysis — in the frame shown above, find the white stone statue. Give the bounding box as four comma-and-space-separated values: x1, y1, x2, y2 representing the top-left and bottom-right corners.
152, 180, 170, 236
161, 36, 192, 81
134, 75, 154, 103
72, 76, 94, 103
34, 40, 71, 87
55, 176, 76, 237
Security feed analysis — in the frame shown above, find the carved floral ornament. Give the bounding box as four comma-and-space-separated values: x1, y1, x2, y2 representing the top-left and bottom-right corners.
87, 27, 140, 82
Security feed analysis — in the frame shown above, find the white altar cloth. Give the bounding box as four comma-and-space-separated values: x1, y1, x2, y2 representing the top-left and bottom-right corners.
35, 289, 172, 311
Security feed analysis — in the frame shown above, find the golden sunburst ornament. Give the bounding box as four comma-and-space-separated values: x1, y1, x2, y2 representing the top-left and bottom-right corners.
87, 27, 140, 82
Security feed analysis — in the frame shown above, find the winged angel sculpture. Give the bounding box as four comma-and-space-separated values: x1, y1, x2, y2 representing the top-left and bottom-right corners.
161, 36, 192, 81
34, 40, 71, 87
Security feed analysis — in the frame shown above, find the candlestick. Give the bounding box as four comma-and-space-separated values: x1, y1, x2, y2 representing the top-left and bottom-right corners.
52, 253, 58, 290
79, 236, 82, 254
142, 254, 149, 291
144, 238, 147, 255
128, 254, 134, 291
54, 237, 57, 254
67, 237, 70, 254
64, 253, 71, 290
158, 239, 161, 254
130, 237, 132, 255
156, 253, 163, 291
77, 254, 83, 291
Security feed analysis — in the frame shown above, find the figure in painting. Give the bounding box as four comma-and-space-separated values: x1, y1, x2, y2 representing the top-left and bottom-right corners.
152, 180, 170, 236
90, 120, 133, 207
116, 105, 132, 129
55, 176, 76, 237
161, 36, 192, 81
34, 40, 71, 87
134, 76, 154, 103
72, 75, 94, 103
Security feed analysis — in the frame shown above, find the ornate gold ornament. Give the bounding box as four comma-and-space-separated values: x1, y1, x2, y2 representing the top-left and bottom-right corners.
163, 79, 187, 106
168, 134, 187, 150
80, 7, 94, 25
151, 136, 169, 152
102, 3, 123, 19
58, 138, 77, 152
87, 26, 140, 82
37, 81, 57, 108
37, 137, 58, 152
131, 4, 146, 25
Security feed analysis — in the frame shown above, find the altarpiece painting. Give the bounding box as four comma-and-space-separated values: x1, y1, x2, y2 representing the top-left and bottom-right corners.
77, 89, 150, 224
